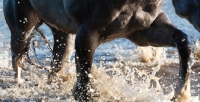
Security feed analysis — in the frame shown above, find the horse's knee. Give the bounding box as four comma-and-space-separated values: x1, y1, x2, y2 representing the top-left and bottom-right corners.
173, 30, 188, 42
174, 31, 191, 53
51, 30, 74, 67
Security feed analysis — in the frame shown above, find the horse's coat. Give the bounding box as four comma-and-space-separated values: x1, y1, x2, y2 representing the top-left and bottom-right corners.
3, 0, 191, 101
172, 0, 200, 31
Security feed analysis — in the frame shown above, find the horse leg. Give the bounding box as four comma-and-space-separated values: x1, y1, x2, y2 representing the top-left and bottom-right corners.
48, 28, 75, 83
3, 0, 43, 83
10, 23, 42, 83
128, 12, 191, 102
73, 24, 100, 101
10, 22, 42, 84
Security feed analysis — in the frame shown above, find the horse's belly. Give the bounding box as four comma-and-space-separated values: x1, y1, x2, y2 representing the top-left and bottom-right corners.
29, 0, 77, 33
43, 16, 77, 33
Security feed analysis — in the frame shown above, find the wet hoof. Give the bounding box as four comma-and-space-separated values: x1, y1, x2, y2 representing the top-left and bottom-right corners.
171, 85, 191, 102
171, 91, 191, 102
172, 75, 191, 102
73, 82, 92, 101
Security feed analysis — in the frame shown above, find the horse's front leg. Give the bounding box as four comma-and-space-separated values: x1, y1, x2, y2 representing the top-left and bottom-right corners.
173, 33, 191, 102
48, 28, 75, 83
73, 24, 99, 101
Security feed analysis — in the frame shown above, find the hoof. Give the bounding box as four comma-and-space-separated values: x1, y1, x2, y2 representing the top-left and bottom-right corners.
172, 92, 191, 102
172, 86, 191, 102
173, 74, 191, 102
73, 82, 92, 101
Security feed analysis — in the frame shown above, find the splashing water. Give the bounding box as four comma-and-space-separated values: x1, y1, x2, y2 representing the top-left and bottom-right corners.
0, 49, 199, 101
0, 0, 200, 101
0, 60, 174, 101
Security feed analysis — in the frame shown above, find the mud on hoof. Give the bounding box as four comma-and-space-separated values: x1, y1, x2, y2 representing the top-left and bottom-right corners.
172, 80, 191, 102
171, 90, 191, 102
47, 71, 72, 84
47, 72, 59, 84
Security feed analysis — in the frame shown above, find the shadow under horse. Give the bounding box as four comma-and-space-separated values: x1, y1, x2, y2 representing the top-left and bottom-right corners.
3, 0, 191, 101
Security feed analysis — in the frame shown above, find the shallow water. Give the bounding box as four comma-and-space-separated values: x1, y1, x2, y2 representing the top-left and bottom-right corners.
0, 0, 200, 101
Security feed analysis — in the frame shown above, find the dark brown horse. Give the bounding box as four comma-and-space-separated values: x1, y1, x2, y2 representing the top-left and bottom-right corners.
3, 0, 191, 101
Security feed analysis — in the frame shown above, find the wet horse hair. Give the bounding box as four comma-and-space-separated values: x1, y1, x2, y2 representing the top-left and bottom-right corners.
3, 0, 191, 101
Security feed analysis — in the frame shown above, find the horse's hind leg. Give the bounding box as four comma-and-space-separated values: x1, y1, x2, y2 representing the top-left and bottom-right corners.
10, 19, 42, 83
3, 0, 42, 83
48, 28, 75, 83
128, 12, 191, 102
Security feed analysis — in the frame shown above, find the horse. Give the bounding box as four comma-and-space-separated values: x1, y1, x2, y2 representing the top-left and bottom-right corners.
172, 0, 200, 31
3, 0, 191, 101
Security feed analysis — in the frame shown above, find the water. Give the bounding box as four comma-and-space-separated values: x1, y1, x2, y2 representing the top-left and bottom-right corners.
0, 0, 200, 101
